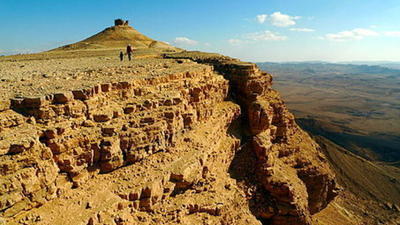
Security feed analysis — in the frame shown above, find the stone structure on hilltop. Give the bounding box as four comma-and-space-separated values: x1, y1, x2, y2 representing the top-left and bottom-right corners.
114, 19, 129, 26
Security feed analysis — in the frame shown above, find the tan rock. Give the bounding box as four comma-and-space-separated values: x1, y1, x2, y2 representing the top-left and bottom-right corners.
0, 51, 338, 225
53, 92, 74, 104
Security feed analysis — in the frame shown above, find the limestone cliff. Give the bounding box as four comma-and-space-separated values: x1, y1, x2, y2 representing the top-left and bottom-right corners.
0, 51, 338, 225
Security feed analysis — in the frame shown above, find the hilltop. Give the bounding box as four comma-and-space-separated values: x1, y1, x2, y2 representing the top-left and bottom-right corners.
54, 19, 176, 51
0, 19, 180, 62
0, 19, 183, 62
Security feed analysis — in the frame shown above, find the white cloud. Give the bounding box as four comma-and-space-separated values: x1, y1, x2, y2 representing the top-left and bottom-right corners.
324, 28, 378, 41
384, 31, 400, 37
256, 14, 268, 24
228, 39, 243, 45
227, 30, 287, 46
173, 37, 198, 46
353, 28, 379, 36
256, 12, 300, 27
246, 30, 287, 41
290, 28, 315, 32
270, 12, 300, 27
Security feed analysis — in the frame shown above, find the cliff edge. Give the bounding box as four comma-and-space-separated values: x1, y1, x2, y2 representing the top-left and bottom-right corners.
0, 50, 338, 225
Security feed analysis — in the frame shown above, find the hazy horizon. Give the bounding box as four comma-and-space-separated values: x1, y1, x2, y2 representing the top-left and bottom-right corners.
1, 0, 400, 62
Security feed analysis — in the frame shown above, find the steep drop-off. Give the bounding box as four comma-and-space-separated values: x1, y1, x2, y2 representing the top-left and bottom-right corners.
311, 135, 400, 225
1, 51, 337, 225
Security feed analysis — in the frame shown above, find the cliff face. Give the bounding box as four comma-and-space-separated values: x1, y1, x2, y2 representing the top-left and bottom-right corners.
166, 52, 339, 224
0, 51, 338, 224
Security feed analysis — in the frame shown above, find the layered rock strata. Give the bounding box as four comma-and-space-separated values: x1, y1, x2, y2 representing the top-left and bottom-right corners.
0, 52, 338, 224
166, 52, 339, 224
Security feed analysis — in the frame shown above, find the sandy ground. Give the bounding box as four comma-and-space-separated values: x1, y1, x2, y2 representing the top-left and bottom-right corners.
0, 51, 202, 100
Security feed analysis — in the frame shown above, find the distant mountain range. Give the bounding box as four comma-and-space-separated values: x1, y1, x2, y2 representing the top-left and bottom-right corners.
338, 61, 400, 70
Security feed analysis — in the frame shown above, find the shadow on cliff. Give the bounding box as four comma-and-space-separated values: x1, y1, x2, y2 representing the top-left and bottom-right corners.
227, 118, 275, 224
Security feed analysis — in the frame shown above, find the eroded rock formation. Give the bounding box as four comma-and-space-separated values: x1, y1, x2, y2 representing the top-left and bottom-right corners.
0, 51, 338, 224
166, 52, 339, 224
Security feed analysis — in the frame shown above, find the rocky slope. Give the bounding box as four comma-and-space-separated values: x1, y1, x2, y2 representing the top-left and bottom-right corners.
0, 50, 338, 225
312, 135, 400, 225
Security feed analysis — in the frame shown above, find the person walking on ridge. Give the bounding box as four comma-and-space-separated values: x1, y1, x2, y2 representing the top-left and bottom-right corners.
126, 44, 133, 61
119, 51, 124, 61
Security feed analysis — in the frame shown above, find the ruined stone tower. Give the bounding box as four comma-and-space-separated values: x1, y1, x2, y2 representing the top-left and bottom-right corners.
114, 18, 129, 26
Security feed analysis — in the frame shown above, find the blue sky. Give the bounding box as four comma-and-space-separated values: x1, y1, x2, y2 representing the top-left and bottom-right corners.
1, 0, 400, 62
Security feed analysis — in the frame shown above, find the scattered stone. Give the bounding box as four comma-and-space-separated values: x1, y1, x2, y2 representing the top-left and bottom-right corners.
87, 217, 94, 225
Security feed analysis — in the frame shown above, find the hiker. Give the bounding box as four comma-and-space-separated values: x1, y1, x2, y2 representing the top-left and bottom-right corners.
126, 44, 133, 61
119, 51, 124, 61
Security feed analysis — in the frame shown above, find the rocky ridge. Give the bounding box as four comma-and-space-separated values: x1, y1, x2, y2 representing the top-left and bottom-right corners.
0, 51, 338, 224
